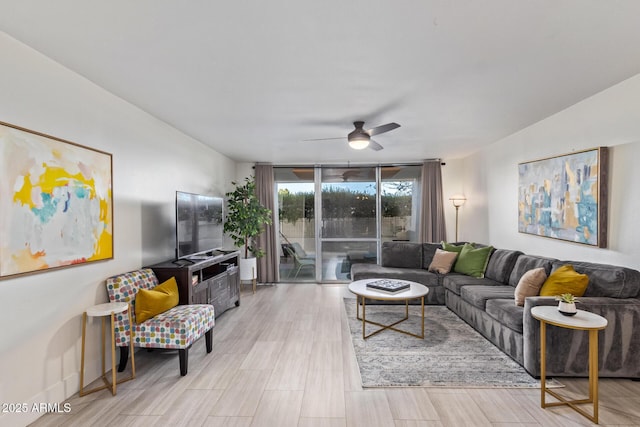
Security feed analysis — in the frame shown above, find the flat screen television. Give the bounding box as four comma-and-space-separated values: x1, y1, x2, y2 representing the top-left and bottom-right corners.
176, 191, 224, 260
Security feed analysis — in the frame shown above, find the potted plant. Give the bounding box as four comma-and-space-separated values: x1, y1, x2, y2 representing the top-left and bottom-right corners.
555, 293, 578, 316
224, 177, 273, 283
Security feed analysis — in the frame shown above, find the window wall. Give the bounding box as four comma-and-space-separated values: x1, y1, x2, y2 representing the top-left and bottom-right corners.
381, 165, 422, 243
275, 164, 421, 283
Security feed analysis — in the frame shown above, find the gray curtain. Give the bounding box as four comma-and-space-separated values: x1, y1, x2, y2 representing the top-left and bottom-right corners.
254, 163, 278, 283
419, 160, 446, 243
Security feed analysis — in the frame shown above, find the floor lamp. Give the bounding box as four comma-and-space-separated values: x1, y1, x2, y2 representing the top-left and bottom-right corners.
449, 194, 467, 242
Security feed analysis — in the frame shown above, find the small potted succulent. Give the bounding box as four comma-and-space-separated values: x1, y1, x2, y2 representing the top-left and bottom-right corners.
556, 293, 578, 316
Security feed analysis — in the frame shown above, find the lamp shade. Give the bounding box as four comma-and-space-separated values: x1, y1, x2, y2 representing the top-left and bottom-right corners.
450, 194, 467, 207
348, 135, 370, 150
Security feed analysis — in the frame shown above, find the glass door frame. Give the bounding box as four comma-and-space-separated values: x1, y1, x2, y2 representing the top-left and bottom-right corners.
315, 166, 382, 283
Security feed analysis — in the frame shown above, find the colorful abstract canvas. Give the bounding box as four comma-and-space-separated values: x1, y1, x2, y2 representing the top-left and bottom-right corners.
0, 122, 113, 278
518, 147, 608, 247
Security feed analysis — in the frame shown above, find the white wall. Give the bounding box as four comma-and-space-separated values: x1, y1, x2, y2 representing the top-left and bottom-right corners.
440, 158, 477, 242
460, 73, 640, 270
235, 162, 255, 184
0, 33, 236, 426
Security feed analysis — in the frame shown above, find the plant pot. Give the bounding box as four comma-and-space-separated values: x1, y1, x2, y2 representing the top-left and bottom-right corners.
239, 257, 257, 281
558, 301, 577, 316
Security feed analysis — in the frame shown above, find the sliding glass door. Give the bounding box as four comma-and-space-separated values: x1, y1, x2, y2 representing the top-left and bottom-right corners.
320, 167, 378, 281
275, 164, 421, 283
276, 168, 316, 282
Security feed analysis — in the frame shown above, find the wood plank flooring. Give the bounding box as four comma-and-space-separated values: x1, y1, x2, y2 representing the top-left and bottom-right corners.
30, 283, 640, 426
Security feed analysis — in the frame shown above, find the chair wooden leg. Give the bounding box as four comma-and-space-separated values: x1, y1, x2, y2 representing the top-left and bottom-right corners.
205, 329, 213, 353
179, 348, 188, 376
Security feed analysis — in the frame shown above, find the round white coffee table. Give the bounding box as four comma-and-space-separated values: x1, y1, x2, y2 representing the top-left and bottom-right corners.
531, 305, 608, 423
348, 279, 429, 339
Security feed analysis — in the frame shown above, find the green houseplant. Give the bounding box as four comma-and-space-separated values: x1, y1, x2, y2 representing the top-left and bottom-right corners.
555, 293, 578, 304
224, 177, 272, 281
555, 293, 578, 316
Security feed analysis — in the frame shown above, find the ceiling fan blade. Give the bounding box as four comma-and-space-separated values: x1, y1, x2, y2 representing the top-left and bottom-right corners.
369, 140, 384, 151
367, 122, 400, 136
302, 137, 345, 142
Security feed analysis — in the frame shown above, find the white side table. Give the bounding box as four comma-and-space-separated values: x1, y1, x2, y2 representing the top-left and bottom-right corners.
80, 302, 135, 396
531, 306, 608, 423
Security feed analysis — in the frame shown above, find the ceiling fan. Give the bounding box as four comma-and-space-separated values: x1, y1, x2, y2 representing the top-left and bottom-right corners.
304, 121, 400, 151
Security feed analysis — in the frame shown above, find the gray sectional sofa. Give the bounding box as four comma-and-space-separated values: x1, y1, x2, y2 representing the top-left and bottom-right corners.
351, 241, 640, 378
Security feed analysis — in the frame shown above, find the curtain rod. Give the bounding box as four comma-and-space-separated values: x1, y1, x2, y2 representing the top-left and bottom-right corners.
256, 160, 444, 169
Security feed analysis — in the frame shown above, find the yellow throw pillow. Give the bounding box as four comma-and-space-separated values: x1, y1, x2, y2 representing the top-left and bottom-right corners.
135, 277, 180, 323
539, 264, 589, 297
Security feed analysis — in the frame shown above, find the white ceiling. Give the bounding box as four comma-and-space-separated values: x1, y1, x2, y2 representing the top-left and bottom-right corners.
2, 1, 640, 164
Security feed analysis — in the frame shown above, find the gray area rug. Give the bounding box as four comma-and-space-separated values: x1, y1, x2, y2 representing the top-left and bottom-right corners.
344, 298, 561, 388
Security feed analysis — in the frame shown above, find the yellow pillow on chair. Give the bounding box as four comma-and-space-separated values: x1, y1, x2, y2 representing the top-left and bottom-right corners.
135, 277, 180, 323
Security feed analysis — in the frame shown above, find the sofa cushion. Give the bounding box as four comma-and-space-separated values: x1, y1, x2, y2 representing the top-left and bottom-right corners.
553, 260, 640, 299
514, 267, 547, 306
539, 264, 589, 297
130, 304, 215, 349
460, 285, 516, 310
453, 243, 494, 278
381, 242, 423, 269
485, 249, 523, 284
485, 299, 524, 333
421, 242, 442, 269
443, 275, 505, 296
508, 254, 556, 287
428, 249, 458, 274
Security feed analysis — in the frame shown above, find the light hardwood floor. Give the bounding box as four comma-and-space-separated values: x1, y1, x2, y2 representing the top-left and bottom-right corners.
31, 283, 640, 426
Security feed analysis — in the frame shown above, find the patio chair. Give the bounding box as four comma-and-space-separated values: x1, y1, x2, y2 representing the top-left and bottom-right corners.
284, 246, 315, 278
291, 242, 314, 260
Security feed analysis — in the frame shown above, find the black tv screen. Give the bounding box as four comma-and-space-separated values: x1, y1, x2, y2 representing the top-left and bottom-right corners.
176, 191, 224, 259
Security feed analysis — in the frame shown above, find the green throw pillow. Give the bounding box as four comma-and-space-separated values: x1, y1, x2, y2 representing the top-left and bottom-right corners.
441, 241, 465, 254
453, 243, 494, 278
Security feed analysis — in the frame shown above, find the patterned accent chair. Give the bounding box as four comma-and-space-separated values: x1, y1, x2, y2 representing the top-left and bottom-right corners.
106, 269, 215, 376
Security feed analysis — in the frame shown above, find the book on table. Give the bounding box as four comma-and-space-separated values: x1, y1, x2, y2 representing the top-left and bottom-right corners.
366, 279, 410, 293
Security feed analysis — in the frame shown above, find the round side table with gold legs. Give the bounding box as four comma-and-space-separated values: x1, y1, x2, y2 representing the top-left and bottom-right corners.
531, 306, 608, 424
80, 302, 135, 396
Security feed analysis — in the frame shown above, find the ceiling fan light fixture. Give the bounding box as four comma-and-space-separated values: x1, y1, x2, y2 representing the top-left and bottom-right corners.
348, 135, 370, 150
306, 120, 398, 151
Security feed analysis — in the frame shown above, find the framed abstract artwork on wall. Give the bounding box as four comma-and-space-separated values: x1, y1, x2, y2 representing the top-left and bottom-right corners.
0, 121, 113, 279
518, 147, 608, 248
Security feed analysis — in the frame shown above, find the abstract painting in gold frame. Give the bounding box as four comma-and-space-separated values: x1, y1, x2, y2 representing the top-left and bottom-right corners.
518, 147, 608, 248
0, 121, 113, 278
